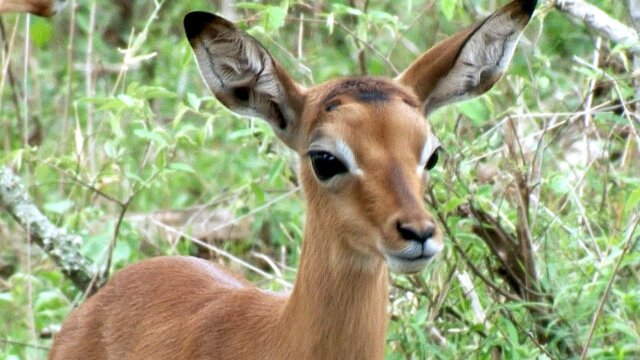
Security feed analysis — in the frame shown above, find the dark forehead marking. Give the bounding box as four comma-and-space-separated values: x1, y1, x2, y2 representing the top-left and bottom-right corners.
321, 78, 419, 109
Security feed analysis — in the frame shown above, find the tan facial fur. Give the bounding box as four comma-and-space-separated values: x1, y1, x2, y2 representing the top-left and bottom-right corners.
295, 78, 443, 273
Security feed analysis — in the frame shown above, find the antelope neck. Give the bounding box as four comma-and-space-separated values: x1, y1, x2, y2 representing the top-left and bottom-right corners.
276, 207, 389, 359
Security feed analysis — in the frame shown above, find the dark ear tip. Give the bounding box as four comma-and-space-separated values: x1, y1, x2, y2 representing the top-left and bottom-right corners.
184, 11, 217, 40
517, 0, 538, 17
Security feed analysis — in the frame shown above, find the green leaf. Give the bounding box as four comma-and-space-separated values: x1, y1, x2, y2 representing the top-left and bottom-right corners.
34, 290, 65, 311
169, 162, 196, 174
458, 99, 490, 125
268, 158, 285, 184
503, 319, 519, 344
30, 18, 53, 48
439, 0, 456, 20
251, 183, 266, 203
264, 4, 287, 31
228, 127, 264, 140
44, 200, 74, 214
116, 94, 140, 108
412, 308, 428, 325
187, 93, 202, 111
476, 184, 493, 199
155, 149, 166, 169
125, 172, 145, 184
104, 141, 122, 159
368, 10, 397, 26
0, 292, 13, 304
625, 188, 640, 214
410, 323, 427, 348
444, 196, 465, 213
82, 234, 109, 261
549, 174, 570, 195
131, 85, 176, 100
538, 76, 550, 90
113, 240, 132, 266
331, 4, 364, 17
134, 129, 168, 147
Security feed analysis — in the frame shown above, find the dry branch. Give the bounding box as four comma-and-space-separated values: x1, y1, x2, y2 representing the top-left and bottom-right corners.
627, 0, 640, 100
127, 207, 251, 245
630, 0, 640, 29
0, 166, 96, 290
555, 0, 640, 53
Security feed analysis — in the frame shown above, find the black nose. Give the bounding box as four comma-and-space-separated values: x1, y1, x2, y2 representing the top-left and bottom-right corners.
396, 222, 435, 244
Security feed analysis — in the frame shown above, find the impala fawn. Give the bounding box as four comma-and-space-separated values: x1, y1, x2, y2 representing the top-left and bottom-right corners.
50, 1, 536, 358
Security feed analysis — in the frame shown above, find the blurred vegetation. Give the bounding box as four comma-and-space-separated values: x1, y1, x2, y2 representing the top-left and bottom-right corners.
1, 0, 639, 359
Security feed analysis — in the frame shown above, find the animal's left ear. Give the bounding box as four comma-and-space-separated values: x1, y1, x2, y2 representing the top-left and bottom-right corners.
396, 0, 537, 115
184, 12, 305, 149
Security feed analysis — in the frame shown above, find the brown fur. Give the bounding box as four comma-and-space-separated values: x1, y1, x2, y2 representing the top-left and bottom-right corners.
50, 87, 426, 360
50, 1, 535, 359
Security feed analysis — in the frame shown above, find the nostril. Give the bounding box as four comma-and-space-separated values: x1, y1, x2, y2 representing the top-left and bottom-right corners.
423, 224, 435, 240
397, 222, 417, 241
396, 222, 435, 244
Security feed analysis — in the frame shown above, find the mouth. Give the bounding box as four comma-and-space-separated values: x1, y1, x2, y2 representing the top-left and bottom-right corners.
394, 254, 433, 262
383, 241, 443, 274
384, 252, 434, 274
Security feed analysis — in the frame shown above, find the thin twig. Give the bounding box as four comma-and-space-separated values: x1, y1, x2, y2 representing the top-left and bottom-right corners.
101, 199, 130, 281
85, 0, 97, 173
580, 215, 640, 359
47, 163, 125, 206
425, 186, 522, 302
151, 219, 294, 289
0, 18, 23, 127
21, 14, 38, 347
0, 338, 50, 351
62, 0, 77, 136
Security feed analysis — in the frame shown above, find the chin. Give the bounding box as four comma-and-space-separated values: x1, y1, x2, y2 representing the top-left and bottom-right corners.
385, 255, 432, 274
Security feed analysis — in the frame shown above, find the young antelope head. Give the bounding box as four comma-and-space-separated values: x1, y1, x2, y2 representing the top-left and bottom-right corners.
184, 0, 536, 274
298, 77, 443, 273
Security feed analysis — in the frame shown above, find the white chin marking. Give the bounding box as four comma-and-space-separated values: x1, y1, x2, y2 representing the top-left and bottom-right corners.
425, 241, 444, 257
386, 256, 431, 274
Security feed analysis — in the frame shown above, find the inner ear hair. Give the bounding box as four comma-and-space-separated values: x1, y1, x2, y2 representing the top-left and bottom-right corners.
396, 0, 537, 115
184, 11, 304, 146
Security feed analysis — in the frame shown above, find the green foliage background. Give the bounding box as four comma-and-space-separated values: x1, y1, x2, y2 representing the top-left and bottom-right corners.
1, 0, 639, 358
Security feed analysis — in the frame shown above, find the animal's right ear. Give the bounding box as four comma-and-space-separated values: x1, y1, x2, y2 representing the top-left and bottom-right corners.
184, 12, 305, 148
396, 0, 536, 115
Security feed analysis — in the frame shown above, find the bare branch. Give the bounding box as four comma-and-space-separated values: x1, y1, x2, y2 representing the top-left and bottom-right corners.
627, 0, 640, 101
0, 166, 97, 290
628, 0, 640, 31
555, 0, 640, 53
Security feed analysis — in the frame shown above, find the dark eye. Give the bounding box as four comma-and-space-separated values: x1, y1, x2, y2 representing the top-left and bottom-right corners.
425, 147, 441, 171
308, 151, 348, 181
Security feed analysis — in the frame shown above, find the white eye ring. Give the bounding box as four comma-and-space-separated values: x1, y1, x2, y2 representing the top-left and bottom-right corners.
309, 139, 363, 177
